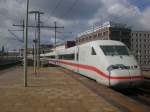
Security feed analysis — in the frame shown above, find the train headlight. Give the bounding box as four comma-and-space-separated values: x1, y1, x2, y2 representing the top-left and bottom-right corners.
134, 65, 138, 69
129, 65, 139, 69
107, 64, 128, 72
107, 65, 139, 72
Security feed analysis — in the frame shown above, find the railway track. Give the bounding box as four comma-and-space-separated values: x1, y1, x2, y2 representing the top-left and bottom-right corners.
0, 60, 21, 70
116, 78, 150, 107
58, 67, 150, 112
138, 78, 150, 95
116, 87, 150, 107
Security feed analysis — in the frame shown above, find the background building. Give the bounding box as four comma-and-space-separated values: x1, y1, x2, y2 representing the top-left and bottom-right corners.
76, 21, 131, 48
131, 31, 150, 66
40, 44, 53, 54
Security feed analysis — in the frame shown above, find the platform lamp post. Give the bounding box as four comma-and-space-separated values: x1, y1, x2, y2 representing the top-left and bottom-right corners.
24, 0, 29, 87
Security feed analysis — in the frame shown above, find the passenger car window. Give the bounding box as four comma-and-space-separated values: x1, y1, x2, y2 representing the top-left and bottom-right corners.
91, 47, 96, 55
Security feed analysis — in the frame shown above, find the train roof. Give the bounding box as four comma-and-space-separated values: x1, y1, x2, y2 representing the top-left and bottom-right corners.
41, 40, 126, 56
89, 40, 125, 46
41, 52, 56, 56
56, 40, 126, 53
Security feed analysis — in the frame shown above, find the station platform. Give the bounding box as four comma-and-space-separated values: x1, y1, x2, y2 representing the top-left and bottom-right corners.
0, 66, 119, 112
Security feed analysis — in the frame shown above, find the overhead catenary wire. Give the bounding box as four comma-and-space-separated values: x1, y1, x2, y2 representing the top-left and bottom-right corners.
129, 0, 149, 9
136, 0, 150, 9
95, 0, 148, 26
109, 0, 148, 22
44, 0, 79, 22
8, 29, 24, 43
40, 0, 148, 44
51, 0, 64, 16
60, 0, 79, 19
44, 0, 64, 24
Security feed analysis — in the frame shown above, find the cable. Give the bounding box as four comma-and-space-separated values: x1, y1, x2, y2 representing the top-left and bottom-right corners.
111, 0, 148, 21
60, 0, 79, 19
137, 0, 150, 10
43, 0, 64, 24
51, 0, 64, 16
8, 30, 23, 43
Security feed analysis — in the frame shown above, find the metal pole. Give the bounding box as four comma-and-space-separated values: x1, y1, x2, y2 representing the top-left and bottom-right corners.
54, 21, 56, 50
37, 13, 40, 69
37, 12, 44, 68
22, 20, 24, 42
34, 14, 37, 74
24, 0, 29, 87
33, 39, 37, 74
22, 19, 25, 62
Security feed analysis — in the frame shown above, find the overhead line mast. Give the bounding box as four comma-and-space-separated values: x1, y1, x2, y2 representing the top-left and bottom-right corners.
28, 11, 44, 68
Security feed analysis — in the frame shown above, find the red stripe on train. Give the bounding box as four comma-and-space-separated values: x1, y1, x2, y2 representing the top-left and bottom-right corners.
49, 60, 144, 80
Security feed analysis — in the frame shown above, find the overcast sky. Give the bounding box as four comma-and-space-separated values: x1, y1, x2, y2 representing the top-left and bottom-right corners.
0, 0, 150, 50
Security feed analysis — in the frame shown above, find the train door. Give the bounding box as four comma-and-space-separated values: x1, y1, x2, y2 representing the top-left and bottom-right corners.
78, 45, 89, 77
75, 46, 79, 73
87, 46, 101, 80
78, 45, 97, 78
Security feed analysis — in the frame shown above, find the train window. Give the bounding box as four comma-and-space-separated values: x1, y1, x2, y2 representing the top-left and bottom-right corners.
91, 47, 96, 55
48, 55, 55, 59
100, 45, 130, 56
58, 54, 75, 60
51, 56, 55, 59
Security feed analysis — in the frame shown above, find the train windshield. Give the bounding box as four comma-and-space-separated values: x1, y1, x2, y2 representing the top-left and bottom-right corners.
100, 45, 130, 56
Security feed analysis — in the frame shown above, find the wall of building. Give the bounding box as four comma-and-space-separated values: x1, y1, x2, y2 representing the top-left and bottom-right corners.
109, 27, 131, 48
131, 31, 150, 66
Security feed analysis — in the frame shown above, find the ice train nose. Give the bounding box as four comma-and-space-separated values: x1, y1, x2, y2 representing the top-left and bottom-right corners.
107, 65, 143, 88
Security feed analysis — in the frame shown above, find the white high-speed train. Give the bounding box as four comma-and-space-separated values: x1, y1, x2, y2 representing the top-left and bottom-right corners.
41, 40, 143, 88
